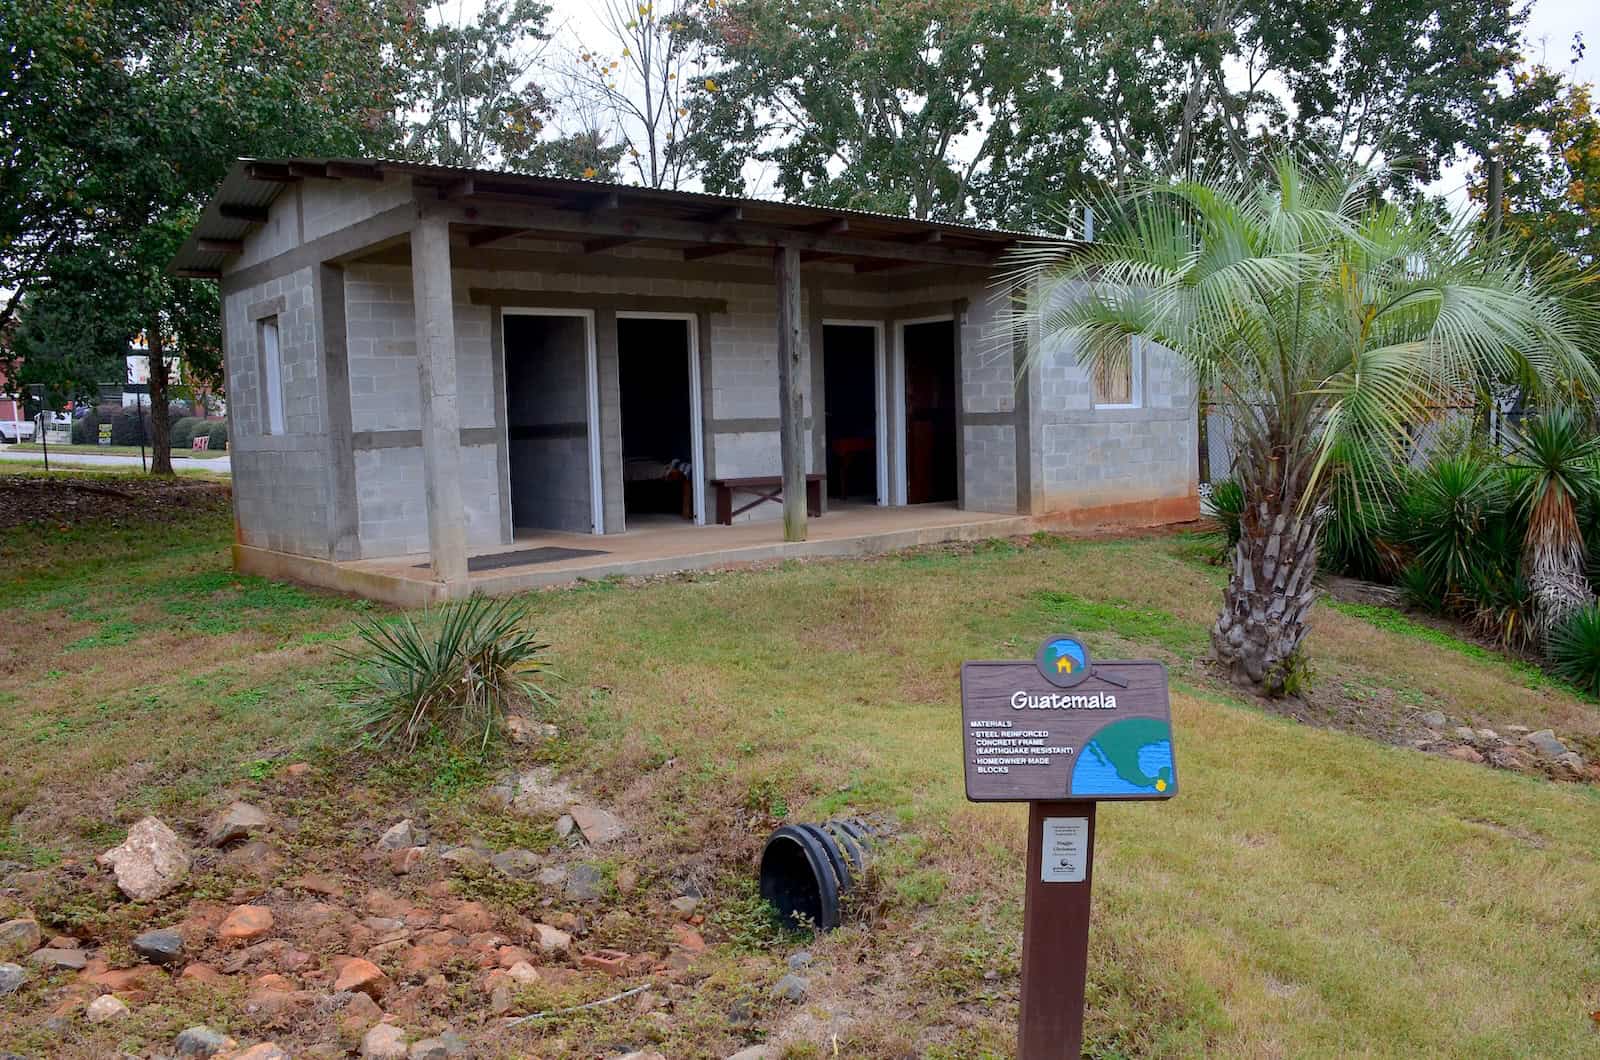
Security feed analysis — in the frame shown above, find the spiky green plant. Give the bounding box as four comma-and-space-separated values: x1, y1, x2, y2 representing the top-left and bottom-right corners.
1504, 409, 1600, 638
1202, 478, 1244, 558
341, 595, 556, 753
1546, 603, 1600, 696
1398, 455, 1508, 600
1002, 156, 1597, 694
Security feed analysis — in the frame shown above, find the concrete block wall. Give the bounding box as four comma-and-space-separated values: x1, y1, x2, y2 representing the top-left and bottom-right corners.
235, 176, 414, 270
222, 266, 336, 557
343, 263, 500, 556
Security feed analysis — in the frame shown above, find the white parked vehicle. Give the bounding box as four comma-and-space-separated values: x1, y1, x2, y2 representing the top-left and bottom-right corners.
0, 419, 36, 443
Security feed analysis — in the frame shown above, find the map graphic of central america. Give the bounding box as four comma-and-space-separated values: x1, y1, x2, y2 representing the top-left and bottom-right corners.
1070, 717, 1175, 796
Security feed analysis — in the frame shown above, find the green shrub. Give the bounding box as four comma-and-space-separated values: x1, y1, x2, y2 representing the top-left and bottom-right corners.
170, 417, 205, 449
71, 411, 98, 445
341, 595, 556, 753
206, 422, 228, 450
1319, 434, 1405, 579
1397, 456, 1508, 599
1547, 604, 1600, 696
1202, 479, 1244, 556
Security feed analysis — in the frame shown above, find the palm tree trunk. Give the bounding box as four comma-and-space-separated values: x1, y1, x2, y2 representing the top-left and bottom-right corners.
1212, 499, 1321, 695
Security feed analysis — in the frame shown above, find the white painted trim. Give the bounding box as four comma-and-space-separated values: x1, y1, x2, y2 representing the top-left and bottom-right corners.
822, 318, 889, 506
1092, 335, 1144, 410
500, 307, 604, 535
616, 311, 706, 526
893, 314, 956, 507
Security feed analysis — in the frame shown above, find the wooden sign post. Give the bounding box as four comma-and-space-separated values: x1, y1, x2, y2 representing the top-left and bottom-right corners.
961, 635, 1177, 1058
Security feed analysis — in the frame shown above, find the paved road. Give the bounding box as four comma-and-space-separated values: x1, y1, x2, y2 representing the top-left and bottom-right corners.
0, 448, 231, 473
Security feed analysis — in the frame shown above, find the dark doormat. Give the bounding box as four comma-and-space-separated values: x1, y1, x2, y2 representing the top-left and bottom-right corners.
414, 546, 609, 572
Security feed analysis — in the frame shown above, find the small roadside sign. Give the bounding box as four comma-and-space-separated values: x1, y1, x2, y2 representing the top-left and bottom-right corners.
98, 423, 113, 446
960, 635, 1177, 1058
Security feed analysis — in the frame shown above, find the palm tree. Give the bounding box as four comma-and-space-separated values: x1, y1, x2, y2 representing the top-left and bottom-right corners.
1503, 408, 1600, 638
1002, 157, 1596, 695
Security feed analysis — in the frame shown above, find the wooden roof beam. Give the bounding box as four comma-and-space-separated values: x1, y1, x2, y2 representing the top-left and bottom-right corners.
682, 244, 747, 261
196, 238, 245, 256
245, 162, 297, 183
582, 236, 638, 254
287, 161, 328, 180
326, 161, 384, 181
218, 204, 270, 224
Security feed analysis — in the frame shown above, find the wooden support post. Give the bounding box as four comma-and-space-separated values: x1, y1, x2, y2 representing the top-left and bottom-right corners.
1018, 801, 1096, 1058
775, 244, 807, 542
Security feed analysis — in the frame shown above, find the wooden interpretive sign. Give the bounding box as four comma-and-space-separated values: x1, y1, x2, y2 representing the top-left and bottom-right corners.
961, 635, 1177, 1059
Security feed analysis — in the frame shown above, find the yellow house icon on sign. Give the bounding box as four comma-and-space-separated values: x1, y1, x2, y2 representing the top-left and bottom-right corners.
1056, 655, 1075, 674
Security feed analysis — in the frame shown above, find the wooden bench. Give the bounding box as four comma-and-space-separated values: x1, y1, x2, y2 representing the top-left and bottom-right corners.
712, 474, 825, 526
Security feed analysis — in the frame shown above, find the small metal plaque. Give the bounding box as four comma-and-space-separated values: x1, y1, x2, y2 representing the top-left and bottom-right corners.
1040, 816, 1089, 882
961, 636, 1177, 803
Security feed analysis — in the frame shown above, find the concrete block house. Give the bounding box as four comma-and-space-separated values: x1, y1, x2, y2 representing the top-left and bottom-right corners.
171, 159, 1197, 605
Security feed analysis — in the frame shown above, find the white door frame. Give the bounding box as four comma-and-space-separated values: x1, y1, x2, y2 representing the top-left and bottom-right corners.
821, 319, 889, 507
893, 314, 956, 507
616, 311, 707, 526
500, 307, 604, 535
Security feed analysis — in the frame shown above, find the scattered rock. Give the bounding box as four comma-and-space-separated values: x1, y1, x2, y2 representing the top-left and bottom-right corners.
132, 928, 185, 966
569, 805, 625, 845
554, 814, 576, 838
288, 874, 346, 897
1526, 729, 1567, 758
489, 849, 541, 878
504, 961, 540, 985
85, 994, 130, 1023
787, 950, 812, 971
181, 962, 227, 985
362, 1023, 408, 1059
378, 820, 418, 851
615, 866, 638, 895
488, 767, 576, 817
1446, 745, 1486, 764
565, 863, 607, 901
441, 902, 493, 934
388, 847, 427, 875
1419, 710, 1448, 730
726, 1047, 779, 1060
672, 923, 705, 952
504, 716, 557, 745
617, 1053, 666, 1060
579, 948, 631, 976
771, 973, 807, 1002
337, 991, 383, 1037
1452, 726, 1476, 741
1555, 751, 1587, 776
537, 866, 568, 889
334, 957, 390, 999
0, 918, 41, 960
285, 762, 312, 777
175, 1025, 236, 1057
217, 905, 275, 944
1474, 728, 1499, 742
28, 947, 87, 971
532, 924, 572, 954
231, 1045, 291, 1060
222, 839, 284, 883
0, 963, 24, 995
440, 848, 489, 872
1505, 724, 1531, 736
97, 816, 191, 901
669, 896, 700, 918
208, 802, 270, 847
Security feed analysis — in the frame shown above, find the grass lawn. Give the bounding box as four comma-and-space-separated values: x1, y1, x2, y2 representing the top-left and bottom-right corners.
2, 442, 228, 460
2, 486, 1598, 1057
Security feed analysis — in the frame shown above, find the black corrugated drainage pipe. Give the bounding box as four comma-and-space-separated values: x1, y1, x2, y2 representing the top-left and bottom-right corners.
758, 818, 882, 932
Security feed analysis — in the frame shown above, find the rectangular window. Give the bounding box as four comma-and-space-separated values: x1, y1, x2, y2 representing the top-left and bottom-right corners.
1092, 335, 1141, 409
259, 317, 284, 434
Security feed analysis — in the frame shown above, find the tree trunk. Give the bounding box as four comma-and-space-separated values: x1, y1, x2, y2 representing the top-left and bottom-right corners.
148, 323, 174, 475
1212, 498, 1321, 695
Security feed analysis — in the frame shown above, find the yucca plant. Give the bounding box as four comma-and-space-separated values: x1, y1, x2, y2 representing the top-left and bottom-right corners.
1547, 603, 1600, 697
341, 595, 556, 753
1003, 156, 1597, 694
1397, 455, 1508, 600
1504, 409, 1600, 639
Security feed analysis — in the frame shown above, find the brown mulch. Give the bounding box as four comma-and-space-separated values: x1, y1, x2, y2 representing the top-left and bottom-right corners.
0, 473, 231, 530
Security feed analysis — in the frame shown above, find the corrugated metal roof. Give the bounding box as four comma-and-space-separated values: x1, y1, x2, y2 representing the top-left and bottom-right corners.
170, 156, 1075, 276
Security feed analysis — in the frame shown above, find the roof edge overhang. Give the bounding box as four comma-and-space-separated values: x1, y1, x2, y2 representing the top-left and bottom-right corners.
169, 157, 1080, 279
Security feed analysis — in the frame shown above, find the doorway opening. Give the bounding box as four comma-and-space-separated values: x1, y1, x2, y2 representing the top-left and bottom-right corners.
503, 311, 599, 534
618, 315, 700, 527
902, 319, 958, 504
823, 324, 881, 504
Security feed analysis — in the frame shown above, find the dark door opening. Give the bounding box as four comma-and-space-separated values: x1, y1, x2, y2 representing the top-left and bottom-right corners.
903, 320, 958, 504
504, 313, 593, 533
618, 317, 694, 525
823, 324, 879, 503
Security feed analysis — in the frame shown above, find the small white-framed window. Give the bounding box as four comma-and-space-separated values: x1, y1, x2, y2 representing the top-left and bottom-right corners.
258, 316, 285, 434
1092, 335, 1142, 409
